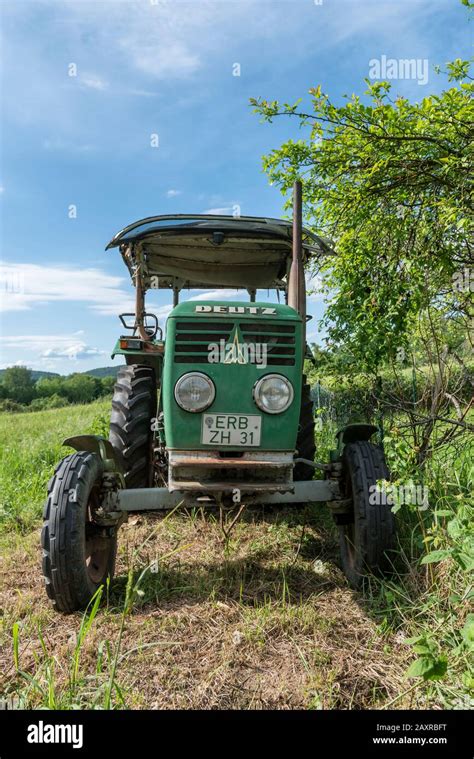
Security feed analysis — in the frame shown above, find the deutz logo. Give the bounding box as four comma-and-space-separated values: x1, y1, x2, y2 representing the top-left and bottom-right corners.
195, 305, 276, 315
225, 326, 246, 365
208, 326, 267, 367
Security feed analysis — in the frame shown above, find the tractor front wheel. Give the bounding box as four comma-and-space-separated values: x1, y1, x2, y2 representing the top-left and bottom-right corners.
338, 440, 396, 588
41, 452, 117, 613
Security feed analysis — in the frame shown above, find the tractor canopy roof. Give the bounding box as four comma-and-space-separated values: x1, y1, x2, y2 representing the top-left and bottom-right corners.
106, 214, 331, 291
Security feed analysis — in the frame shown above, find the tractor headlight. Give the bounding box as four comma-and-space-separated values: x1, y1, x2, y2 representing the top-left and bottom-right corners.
253, 374, 294, 414
174, 372, 215, 413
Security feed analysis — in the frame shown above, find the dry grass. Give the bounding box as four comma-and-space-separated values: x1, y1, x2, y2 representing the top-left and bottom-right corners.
0, 505, 415, 710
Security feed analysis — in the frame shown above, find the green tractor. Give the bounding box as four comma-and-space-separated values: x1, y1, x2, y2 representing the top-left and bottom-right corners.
42, 183, 395, 612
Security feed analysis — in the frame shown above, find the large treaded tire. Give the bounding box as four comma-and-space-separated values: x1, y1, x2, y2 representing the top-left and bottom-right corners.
294, 379, 316, 481
109, 365, 156, 488
41, 452, 117, 613
339, 440, 396, 587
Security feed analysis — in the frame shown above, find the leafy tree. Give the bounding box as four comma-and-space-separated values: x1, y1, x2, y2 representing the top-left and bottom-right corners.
251, 59, 473, 371
62, 374, 100, 404
1, 367, 36, 404
100, 376, 116, 396
36, 376, 67, 399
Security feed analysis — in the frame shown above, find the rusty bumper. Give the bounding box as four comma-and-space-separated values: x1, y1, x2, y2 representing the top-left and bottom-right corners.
168, 450, 295, 493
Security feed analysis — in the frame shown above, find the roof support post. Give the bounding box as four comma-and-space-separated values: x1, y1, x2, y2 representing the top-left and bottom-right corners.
135, 276, 150, 342
131, 245, 150, 342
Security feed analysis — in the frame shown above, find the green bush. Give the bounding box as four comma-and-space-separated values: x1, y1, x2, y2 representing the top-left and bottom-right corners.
0, 399, 28, 413
30, 394, 70, 411
1, 367, 36, 405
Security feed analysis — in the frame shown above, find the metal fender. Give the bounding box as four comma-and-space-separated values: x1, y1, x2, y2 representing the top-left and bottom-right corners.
63, 435, 123, 474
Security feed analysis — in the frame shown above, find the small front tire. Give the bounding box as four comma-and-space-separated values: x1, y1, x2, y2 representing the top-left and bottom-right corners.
42, 452, 117, 613
338, 440, 396, 588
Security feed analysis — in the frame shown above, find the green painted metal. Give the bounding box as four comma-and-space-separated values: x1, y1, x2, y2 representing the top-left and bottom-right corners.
63, 434, 124, 476
335, 423, 378, 455
162, 300, 303, 451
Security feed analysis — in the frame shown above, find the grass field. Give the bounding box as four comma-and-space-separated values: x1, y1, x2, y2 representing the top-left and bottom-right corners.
0, 403, 472, 710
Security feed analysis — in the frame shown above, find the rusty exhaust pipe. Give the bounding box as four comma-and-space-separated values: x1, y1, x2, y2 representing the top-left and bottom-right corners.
288, 180, 306, 347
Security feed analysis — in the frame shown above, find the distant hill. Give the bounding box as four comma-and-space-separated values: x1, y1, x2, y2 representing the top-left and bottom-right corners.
0, 369, 61, 381
83, 366, 122, 379
0, 366, 122, 381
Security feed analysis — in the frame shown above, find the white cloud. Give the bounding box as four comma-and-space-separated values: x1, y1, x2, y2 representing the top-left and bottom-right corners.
1, 0, 440, 144
0, 334, 105, 369
120, 40, 201, 80
166, 189, 181, 198
42, 139, 95, 153
0, 263, 129, 314
127, 88, 159, 98
306, 273, 325, 302
186, 289, 244, 301
154, 304, 173, 319
1, 334, 81, 350
42, 342, 105, 361
79, 75, 109, 91
203, 207, 233, 215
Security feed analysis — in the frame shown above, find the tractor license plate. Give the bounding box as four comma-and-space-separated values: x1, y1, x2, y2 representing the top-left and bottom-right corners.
201, 414, 262, 446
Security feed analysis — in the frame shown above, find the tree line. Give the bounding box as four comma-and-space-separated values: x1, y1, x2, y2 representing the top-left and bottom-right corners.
0, 366, 116, 412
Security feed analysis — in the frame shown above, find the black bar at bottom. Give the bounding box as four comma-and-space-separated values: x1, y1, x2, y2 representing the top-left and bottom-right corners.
0, 709, 472, 757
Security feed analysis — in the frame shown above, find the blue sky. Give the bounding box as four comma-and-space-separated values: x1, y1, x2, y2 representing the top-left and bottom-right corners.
0, 0, 470, 374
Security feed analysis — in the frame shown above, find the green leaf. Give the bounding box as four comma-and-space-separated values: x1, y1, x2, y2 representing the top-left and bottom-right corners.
462, 615, 474, 651
421, 549, 452, 565
406, 656, 434, 679
403, 636, 422, 645
413, 643, 433, 655
447, 518, 462, 538
406, 655, 448, 681
427, 656, 448, 681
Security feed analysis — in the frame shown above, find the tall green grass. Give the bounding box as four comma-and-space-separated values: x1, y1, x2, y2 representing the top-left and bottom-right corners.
0, 400, 110, 533
1, 400, 472, 709
314, 412, 474, 708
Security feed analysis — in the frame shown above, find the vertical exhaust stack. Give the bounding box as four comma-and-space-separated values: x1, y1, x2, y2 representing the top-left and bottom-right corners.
288, 180, 306, 350
128, 243, 151, 343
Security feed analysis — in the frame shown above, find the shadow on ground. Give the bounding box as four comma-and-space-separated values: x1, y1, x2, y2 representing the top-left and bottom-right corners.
109, 502, 421, 633
109, 503, 349, 612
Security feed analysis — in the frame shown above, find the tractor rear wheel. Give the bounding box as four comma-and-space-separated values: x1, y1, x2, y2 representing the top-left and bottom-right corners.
42, 452, 117, 613
293, 378, 316, 481
338, 440, 396, 587
109, 364, 157, 488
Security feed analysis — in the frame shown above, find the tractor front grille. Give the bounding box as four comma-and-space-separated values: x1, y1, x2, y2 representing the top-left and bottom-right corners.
174, 320, 232, 363
240, 322, 295, 366
174, 320, 296, 366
